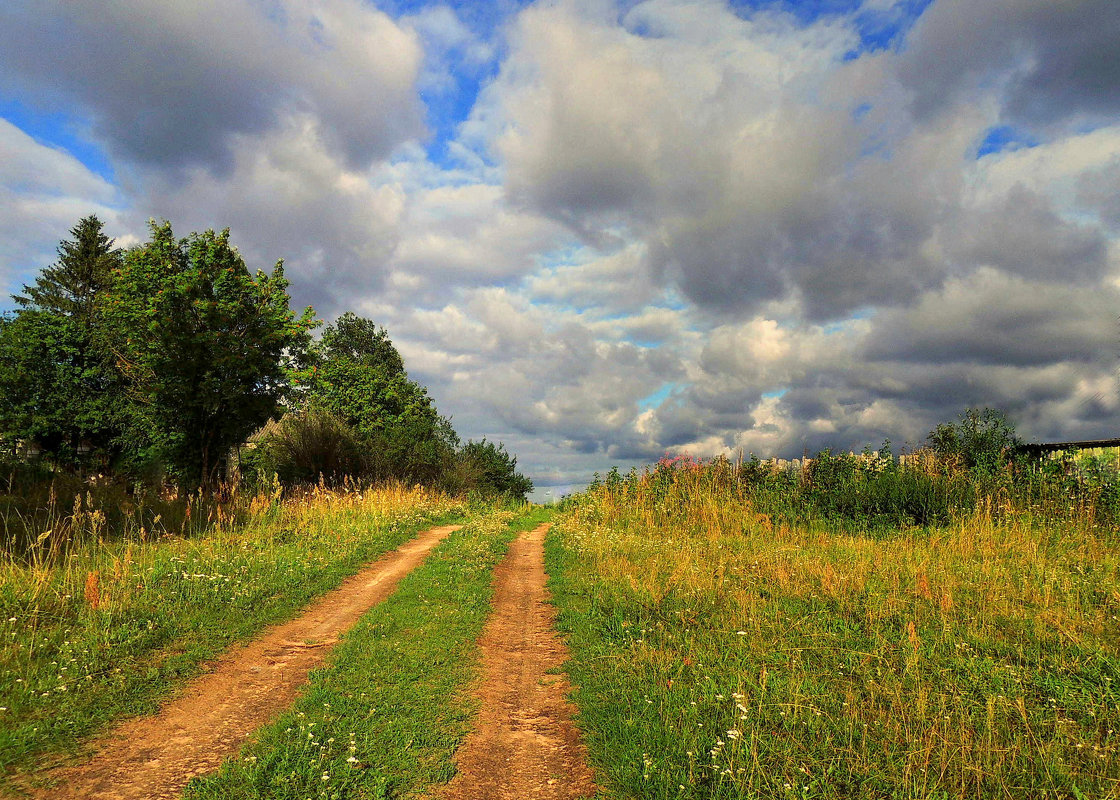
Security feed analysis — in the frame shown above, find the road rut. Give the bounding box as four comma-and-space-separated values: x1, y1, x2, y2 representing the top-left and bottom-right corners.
438, 522, 596, 800
28, 523, 462, 800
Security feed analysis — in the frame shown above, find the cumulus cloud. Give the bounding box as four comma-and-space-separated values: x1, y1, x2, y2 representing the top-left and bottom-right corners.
899, 0, 1120, 130
1, 0, 1118, 493
867, 270, 1120, 367
473, 0, 984, 319
0, 0, 424, 174
127, 115, 407, 314
0, 120, 123, 297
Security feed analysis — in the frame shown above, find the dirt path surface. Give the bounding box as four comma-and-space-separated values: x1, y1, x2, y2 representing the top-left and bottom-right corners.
27, 523, 462, 800
438, 522, 596, 800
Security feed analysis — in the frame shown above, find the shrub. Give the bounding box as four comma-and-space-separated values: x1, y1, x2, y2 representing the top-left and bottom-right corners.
927, 407, 1020, 474
246, 409, 367, 487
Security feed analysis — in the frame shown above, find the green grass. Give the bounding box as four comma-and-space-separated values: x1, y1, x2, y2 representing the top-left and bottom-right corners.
546, 468, 1120, 799
183, 505, 552, 800
0, 485, 463, 784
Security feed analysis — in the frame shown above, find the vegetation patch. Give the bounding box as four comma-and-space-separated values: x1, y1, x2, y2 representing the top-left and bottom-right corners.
183, 506, 552, 800
547, 462, 1120, 799
0, 484, 462, 782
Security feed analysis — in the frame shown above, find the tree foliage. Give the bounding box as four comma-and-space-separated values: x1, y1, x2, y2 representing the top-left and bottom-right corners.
99, 221, 316, 487
2, 216, 533, 496
0, 216, 124, 465
14, 215, 121, 322
306, 313, 456, 484
459, 438, 534, 501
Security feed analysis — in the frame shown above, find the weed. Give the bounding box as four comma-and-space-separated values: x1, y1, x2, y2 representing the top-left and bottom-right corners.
183, 507, 548, 799
0, 483, 464, 782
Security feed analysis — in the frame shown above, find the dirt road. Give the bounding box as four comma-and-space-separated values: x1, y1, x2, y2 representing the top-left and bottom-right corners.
438, 522, 596, 800
26, 523, 462, 800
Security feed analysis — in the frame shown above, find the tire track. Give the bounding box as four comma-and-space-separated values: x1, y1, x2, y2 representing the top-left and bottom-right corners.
25, 523, 462, 800
438, 522, 596, 800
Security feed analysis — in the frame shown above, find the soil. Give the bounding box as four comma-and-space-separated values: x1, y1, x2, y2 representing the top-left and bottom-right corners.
437, 522, 597, 800
23, 523, 462, 800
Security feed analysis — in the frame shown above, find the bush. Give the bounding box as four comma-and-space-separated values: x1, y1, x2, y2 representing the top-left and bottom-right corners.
927, 407, 1020, 474
245, 409, 368, 487
457, 439, 534, 501
795, 450, 974, 530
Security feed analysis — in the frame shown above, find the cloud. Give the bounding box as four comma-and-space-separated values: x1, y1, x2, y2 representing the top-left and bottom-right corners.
0, 119, 122, 297
0, 0, 424, 174
472, 0, 987, 319
899, 0, 1120, 130
2, 0, 1118, 494
128, 115, 407, 315
867, 269, 1120, 367
946, 186, 1108, 283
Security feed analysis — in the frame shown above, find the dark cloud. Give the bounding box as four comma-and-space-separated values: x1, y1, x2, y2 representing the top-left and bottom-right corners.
0, 0, 424, 175
900, 0, 1120, 129
867, 271, 1120, 367
1077, 159, 1120, 231
947, 186, 1108, 282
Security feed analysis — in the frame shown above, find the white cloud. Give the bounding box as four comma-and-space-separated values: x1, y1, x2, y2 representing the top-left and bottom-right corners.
0, 120, 122, 296
2, 0, 1119, 493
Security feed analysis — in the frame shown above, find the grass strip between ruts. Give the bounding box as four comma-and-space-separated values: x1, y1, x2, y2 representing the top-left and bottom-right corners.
183, 505, 553, 800
0, 491, 462, 782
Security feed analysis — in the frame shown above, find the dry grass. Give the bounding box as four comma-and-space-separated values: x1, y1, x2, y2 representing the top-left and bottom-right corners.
0, 481, 463, 779
548, 463, 1120, 798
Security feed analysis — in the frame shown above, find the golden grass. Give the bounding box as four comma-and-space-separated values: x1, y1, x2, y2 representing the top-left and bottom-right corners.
549, 467, 1120, 798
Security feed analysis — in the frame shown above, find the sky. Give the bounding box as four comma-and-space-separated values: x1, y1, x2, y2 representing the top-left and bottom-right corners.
2, 0, 1119, 498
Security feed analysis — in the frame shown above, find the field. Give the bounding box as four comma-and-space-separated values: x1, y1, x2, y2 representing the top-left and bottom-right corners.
0, 482, 465, 781
1, 455, 1118, 799
546, 458, 1120, 799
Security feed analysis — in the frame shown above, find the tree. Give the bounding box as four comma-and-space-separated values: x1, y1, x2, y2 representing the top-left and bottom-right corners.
927, 407, 1021, 474
0, 216, 124, 466
100, 221, 317, 488
15, 215, 121, 322
319, 312, 404, 376
459, 438, 534, 501
306, 314, 457, 484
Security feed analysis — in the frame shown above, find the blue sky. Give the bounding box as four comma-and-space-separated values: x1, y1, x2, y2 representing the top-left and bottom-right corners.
1, 0, 1118, 496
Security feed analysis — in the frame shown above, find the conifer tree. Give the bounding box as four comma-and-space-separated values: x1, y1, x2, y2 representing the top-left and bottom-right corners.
15, 215, 120, 324
0, 215, 124, 466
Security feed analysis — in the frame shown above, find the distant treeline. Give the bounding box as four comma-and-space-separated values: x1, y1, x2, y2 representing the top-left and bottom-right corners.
0, 215, 531, 500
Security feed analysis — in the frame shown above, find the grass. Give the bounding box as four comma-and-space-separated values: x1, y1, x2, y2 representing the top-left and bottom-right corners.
183, 505, 552, 800
0, 482, 464, 783
547, 461, 1120, 799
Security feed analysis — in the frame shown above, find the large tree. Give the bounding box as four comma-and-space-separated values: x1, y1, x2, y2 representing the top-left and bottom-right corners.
0, 216, 124, 466
100, 221, 317, 488
14, 215, 121, 322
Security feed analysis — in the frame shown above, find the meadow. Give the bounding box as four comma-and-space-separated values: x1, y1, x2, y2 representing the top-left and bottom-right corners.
0, 479, 465, 783
547, 455, 1120, 799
